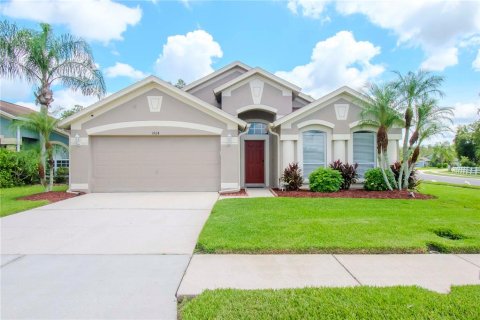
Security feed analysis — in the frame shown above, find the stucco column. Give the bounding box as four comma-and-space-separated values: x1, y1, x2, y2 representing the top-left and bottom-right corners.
387, 140, 398, 164
221, 136, 241, 191
282, 140, 295, 170
333, 140, 346, 163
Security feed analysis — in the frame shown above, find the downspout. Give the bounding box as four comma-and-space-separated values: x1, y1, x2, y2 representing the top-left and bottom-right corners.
268, 124, 281, 188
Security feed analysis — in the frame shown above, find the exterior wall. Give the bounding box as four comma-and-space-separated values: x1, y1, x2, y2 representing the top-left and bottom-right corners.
292, 96, 310, 110
69, 86, 240, 192
187, 68, 247, 108
221, 79, 293, 117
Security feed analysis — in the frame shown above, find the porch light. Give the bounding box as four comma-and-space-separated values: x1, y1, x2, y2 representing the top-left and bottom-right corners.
74, 134, 81, 146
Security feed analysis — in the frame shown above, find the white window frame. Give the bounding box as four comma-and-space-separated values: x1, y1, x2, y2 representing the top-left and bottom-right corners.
297, 124, 332, 182
351, 130, 377, 178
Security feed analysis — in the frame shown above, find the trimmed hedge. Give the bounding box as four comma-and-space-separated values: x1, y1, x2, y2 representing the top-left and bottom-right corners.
364, 168, 395, 191
309, 167, 343, 193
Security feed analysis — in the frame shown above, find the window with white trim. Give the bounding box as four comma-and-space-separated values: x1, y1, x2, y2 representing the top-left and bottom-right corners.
353, 131, 376, 177
302, 130, 326, 178
247, 122, 268, 135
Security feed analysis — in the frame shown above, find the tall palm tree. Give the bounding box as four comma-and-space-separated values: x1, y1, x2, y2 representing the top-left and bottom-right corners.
11, 112, 58, 191
359, 83, 404, 190
392, 70, 444, 189
1, 21, 105, 191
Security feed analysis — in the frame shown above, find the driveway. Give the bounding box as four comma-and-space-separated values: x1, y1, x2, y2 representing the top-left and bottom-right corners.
1, 192, 218, 319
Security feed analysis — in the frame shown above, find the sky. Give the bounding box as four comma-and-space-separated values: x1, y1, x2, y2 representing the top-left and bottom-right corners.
0, 0, 479, 142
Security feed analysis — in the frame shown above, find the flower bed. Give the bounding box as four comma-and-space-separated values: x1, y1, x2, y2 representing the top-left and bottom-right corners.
271, 188, 433, 199
19, 191, 83, 203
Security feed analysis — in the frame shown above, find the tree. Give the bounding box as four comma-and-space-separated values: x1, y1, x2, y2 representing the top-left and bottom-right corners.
0, 21, 105, 190
11, 112, 58, 191
174, 79, 186, 89
430, 142, 456, 168
392, 70, 445, 189
454, 125, 478, 163
359, 83, 404, 190
60, 104, 84, 119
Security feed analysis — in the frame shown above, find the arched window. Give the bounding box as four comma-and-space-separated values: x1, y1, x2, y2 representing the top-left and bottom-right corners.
52, 144, 69, 171
247, 122, 268, 135
353, 131, 376, 177
302, 130, 326, 178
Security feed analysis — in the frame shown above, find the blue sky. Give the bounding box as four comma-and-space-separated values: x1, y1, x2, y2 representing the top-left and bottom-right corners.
1, 0, 479, 132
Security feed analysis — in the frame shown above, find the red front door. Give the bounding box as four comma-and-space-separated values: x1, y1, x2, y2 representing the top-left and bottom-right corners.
245, 140, 264, 184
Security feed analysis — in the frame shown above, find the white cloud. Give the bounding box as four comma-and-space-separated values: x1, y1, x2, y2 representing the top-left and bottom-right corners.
275, 31, 384, 98
421, 47, 458, 71
287, 0, 331, 18
473, 50, 480, 71
154, 30, 223, 83
1, 0, 142, 43
453, 101, 480, 124
104, 62, 147, 80
335, 0, 480, 71
0, 77, 33, 101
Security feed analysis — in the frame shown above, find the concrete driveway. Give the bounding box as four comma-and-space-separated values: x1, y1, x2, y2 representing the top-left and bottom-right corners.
1, 192, 218, 319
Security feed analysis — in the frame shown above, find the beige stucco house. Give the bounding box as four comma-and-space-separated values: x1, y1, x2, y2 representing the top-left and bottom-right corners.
59, 61, 401, 193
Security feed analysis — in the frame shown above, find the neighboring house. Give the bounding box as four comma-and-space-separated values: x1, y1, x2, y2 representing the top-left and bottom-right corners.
59, 61, 401, 193
415, 157, 431, 168
0, 100, 70, 171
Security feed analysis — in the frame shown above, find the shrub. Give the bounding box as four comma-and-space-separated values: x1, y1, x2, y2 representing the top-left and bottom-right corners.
309, 167, 343, 193
460, 156, 476, 167
280, 162, 303, 191
54, 167, 69, 184
364, 168, 395, 191
329, 160, 359, 190
0, 149, 39, 188
390, 162, 419, 190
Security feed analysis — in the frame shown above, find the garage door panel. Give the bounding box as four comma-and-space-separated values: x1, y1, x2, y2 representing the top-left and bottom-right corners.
91, 136, 220, 192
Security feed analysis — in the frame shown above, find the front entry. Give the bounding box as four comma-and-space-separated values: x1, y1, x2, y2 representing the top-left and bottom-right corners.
245, 140, 265, 184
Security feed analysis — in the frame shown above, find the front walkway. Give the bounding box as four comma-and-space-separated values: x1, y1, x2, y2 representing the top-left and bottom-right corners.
1, 192, 218, 319
177, 254, 480, 297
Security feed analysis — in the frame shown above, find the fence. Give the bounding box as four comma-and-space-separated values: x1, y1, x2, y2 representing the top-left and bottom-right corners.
451, 167, 480, 175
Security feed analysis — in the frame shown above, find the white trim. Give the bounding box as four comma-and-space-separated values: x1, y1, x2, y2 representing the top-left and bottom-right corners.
183, 61, 251, 92
349, 120, 361, 129
221, 137, 239, 145
0, 110, 16, 120
334, 103, 349, 120
147, 96, 163, 112
213, 67, 301, 95
70, 183, 88, 190
280, 134, 299, 141
298, 126, 332, 182
297, 119, 335, 129
388, 133, 402, 140
332, 134, 351, 140
298, 92, 315, 103
273, 86, 367, 127
51, 140, 69, 149
236, 104, 278, 115
86, 121, 223, 135
249, 78, 265, 104
221, 182, 240, 189
58, 75, 247, 129
16, 126, 21, 151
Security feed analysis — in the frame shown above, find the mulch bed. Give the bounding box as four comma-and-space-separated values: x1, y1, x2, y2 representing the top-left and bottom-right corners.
19, 191, 84, 203
271, 188, 434, 199
220, 189, 248, 197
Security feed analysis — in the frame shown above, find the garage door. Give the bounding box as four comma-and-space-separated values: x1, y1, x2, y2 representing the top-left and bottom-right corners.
91, 136, 220, 192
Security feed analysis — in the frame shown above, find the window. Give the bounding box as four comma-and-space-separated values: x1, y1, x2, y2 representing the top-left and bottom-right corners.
353, 131, 376, 177
247, 122, 268, 135
302, 130, 326, 178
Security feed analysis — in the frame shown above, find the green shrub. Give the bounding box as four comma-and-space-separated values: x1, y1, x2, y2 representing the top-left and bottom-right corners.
0, 148, 39, 188
364, 168, 395, 191
309, 167, 343, 192
54, 167, 69, 183
459, 156, 476, 167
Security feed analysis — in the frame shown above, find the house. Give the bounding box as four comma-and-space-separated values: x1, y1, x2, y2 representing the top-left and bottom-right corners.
0, 100, 70, 171
59, 61, 401, 193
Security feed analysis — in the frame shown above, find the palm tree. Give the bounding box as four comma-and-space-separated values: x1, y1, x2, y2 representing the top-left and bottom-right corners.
0, 21, 105, 191
11, 112, 58, 191
359, 83, 404, 190
392, 70, 444, 189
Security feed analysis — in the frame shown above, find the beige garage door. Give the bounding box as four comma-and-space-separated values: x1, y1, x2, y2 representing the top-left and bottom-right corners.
91, 136, 220, 192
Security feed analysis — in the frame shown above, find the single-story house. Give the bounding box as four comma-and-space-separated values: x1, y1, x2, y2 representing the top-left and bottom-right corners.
1, 100, 70, 171
59, 61, 401, 193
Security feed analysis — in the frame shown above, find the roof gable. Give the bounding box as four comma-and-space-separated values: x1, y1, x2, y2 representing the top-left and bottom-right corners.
183, 61, 251, 92
273, 86, 367, 127
213, 67, 302, 96
59, 76, 247, 129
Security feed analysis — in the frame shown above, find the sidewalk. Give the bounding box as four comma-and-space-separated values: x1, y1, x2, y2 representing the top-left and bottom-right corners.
177, 254, 480, 297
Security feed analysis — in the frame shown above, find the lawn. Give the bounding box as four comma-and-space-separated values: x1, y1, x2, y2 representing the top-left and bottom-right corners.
196, 183, 480, 253
179, 286, 480, 320
0, 185, 68, 218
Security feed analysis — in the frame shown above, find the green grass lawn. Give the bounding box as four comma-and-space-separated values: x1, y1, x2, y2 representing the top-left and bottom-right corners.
0, 185, 68, 218
196, 183, 480, 253
179, 286, 480, 320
